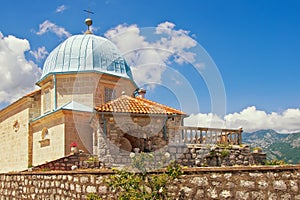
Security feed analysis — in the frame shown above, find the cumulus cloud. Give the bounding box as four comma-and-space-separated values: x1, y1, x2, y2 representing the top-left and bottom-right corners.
36, 20, 71, 38
0, 32, 41, 106
56, 5, 67, 13
184, 106, 300, 133
104, 22, 197, 87
30, 46, 48, 61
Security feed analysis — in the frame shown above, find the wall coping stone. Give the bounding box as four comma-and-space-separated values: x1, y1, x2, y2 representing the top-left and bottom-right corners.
2, 164, 299, 176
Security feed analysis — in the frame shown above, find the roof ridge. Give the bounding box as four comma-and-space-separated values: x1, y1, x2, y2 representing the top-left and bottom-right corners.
95, 94, 186, 116
135, 96, 184, 113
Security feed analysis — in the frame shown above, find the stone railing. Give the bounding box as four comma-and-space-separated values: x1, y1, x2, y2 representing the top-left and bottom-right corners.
169, 126, 243, 145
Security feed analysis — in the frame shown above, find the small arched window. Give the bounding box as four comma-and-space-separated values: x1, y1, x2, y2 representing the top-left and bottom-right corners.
41, 127, 49, 139
39, 127, 50, 147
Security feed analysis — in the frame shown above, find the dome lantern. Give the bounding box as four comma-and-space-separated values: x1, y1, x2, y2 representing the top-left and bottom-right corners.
84, 18, 93, 34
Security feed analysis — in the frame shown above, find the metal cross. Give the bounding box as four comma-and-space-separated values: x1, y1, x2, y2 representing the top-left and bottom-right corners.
83, 9, 95, 18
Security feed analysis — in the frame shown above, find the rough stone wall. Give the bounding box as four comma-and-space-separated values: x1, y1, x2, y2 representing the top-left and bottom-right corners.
92, 114, 184, 167
30, 154, 96, 171
0, 166, 299, 199
182, 145, 266, 167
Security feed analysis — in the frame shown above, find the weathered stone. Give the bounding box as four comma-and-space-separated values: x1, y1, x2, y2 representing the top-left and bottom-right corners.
80, 176, 89, 184
294, 195, 300, 200
226, 182, 236, 189
181, 186, 193, 197
191, 176, 209, 186
280, 193, 291, 200
251, 191, 265, 200
75, 184, 81, 193
220, 190, 232, 199
98, 186, 107, 194
290, 180, 298, 193
211, 181, 221, 186
273, 180, 287, 190
240, 180, 255, 188
258, 181, 268, 189
207, 188, 218, 199
194, 189, 204, 199
268, 193, 277, 200
86, 185, 96, 193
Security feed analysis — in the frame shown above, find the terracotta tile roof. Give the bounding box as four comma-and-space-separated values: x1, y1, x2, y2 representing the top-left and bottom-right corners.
95, 95, 186, 116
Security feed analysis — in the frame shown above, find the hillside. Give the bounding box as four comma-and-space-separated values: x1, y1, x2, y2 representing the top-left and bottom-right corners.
243, 129, 300, 164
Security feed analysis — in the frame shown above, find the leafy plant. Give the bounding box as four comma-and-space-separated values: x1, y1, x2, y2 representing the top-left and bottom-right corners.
86, 193, 102, 200
131, 152, 154, 175
220, 149, 229, 158
265, 159, 287, 165
99, 152, 183, 200
166, 161, 183, 179
87, 155, 99, 163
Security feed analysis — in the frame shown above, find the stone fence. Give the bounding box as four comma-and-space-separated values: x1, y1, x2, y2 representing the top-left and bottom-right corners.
0, 165, 300, 199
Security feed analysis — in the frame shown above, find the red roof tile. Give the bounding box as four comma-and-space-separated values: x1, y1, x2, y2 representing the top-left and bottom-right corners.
95, 95, 186, 116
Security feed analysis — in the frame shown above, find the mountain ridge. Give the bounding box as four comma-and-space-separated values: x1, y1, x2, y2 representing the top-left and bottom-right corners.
242, 129, 300, 164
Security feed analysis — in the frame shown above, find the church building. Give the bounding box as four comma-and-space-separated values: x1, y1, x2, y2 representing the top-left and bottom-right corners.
0, 18, 187, 172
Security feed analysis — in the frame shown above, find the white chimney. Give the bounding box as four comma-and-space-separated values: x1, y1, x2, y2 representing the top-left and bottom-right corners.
137, 88, 146, 98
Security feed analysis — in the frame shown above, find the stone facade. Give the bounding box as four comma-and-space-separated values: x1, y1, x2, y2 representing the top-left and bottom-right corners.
0, 72, 136, 173
186, 144, 266, 167
92, 112, 183, 167
0, 96, 34, 173
0, 165, 299, 199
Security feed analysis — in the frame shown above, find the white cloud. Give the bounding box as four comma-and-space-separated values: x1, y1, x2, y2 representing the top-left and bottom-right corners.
104, 22, 197, 87
36, 20, 71, 38
0, 32, 42, 106
30, 46, 48, 61
184, 106, 300, 133
56, 5, 67, 13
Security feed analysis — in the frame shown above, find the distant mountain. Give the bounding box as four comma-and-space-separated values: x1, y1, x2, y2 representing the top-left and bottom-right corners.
243, 129, 300, 164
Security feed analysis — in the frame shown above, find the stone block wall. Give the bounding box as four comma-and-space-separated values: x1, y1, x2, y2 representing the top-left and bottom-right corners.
164, 144, 266, 167
30, 154, 85, 171
0, 165, 299, 199
0, 103, 31, 173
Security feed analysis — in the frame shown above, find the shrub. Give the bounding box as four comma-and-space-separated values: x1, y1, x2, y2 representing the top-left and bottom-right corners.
86, 193, 102, 200
265, 159, 287, 165
100, 153, 183, 200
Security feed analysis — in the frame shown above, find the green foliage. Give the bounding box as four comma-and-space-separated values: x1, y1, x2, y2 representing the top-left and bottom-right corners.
100, 153, 183, 200
166, 161, 183, 179
87, 155, 99, 163
220, 149, 230, 158
265, 159, 287, 166
131, 152, 154, 175
86, 193, 102, 200
243, 130, 300, 164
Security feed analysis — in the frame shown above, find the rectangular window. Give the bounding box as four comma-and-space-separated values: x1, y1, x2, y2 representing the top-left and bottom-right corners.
44, 90, 51, 112
104, 88, 116, 103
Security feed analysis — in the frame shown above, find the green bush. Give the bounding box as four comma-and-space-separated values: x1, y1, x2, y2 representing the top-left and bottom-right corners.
265, 159, 287, 165
101, 153, 183, 200
86, 193, 102, 200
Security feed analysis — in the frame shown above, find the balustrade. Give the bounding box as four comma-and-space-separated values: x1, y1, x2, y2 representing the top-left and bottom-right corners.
169, 126, 243, 145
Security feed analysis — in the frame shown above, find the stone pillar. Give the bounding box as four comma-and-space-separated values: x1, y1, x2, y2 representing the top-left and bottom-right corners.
97, 126, 108, 162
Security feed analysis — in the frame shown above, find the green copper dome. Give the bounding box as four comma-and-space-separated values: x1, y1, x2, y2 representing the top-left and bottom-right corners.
40, 34, 134, 81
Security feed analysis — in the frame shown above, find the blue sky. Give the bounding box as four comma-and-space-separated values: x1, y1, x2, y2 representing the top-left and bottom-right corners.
0, 0, 300, 132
